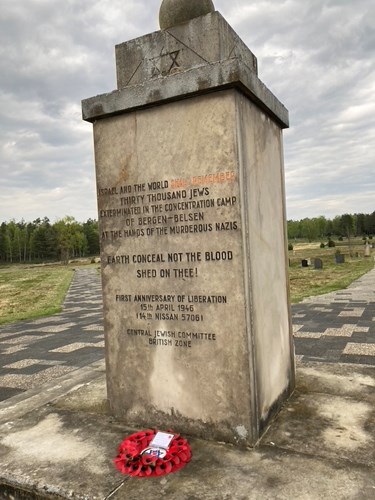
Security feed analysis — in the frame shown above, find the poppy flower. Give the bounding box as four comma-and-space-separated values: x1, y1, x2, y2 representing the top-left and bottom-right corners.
141, 454, 157, 466
155, 461, 173, 475
128, 463, 142, 477
138, 465, 153, 477
123, 462, 136, 475
170, 455, 181, 466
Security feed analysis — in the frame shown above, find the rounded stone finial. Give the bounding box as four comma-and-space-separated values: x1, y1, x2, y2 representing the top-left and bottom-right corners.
159, 0, 215, 30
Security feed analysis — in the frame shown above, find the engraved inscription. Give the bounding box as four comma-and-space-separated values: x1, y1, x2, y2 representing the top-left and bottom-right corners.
98, 169, 239, 349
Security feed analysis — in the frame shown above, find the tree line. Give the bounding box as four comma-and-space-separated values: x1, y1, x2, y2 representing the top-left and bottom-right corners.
287, 212, 375, 241
1, 212, 374, 264
0, 216, 100, 264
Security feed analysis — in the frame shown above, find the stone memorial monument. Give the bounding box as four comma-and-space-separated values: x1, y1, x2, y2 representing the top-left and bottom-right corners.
82, 0, 295, 446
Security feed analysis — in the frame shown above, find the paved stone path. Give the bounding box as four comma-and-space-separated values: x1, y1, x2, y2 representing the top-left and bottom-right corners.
0, 269, 104, 403
0, 267, 374, 403
293, 268, 375, 365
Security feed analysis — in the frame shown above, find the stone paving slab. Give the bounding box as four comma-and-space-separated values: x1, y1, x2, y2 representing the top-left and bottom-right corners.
0, 406, 126, 500
0, 359, 105, 425
0, 269, 104, 403
293, 268, 375, 366
264, 362, 375, 469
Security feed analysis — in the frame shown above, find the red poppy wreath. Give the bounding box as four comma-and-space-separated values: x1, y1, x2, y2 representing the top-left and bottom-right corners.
114, 429, 192, 477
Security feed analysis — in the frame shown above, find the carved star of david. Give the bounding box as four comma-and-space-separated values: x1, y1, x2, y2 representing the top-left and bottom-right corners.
150, 48, 181, 77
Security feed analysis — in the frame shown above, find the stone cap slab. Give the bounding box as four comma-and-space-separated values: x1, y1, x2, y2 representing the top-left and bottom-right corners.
82, 11, 288, 128
82, 57, 289, 128
116, 12, 257, 88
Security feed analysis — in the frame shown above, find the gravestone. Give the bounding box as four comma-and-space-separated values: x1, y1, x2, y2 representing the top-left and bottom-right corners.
301, 259, 309, 268
314, 258, 323, 270
364, 243, 371, 257
335, 254, 345, 264
82, 0, 295, 446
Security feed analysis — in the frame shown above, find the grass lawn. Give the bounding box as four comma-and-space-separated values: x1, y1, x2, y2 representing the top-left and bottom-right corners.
0, 264, 74, 325
288, 239, 374, 303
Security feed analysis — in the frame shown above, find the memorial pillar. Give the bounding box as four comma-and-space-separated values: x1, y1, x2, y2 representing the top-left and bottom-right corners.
82, 0, 295, 446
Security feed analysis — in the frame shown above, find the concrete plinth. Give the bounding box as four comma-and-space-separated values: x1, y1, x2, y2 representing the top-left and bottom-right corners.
0, 361, 374, 499
82, 10, 294, 446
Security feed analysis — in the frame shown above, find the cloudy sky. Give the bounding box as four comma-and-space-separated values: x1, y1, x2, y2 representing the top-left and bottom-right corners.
0, 0, 374, 223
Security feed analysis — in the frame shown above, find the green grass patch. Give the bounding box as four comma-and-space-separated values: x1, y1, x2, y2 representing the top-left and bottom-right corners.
0, 265, 74, 325
288, 242, 374, 303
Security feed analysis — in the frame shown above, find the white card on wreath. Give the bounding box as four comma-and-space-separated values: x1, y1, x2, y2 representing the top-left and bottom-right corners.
149, 432, 175, 450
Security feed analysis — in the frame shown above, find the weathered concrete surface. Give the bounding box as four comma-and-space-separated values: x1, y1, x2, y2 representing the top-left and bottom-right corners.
0, 359, 105, 425
265, 362, 375, 468
0, 406, 126, 500
0, 361, 374, 499
111, 446, 374, 500
53, 376, 108, 415
83, 57, 287, 127
237, 91, 294, 427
